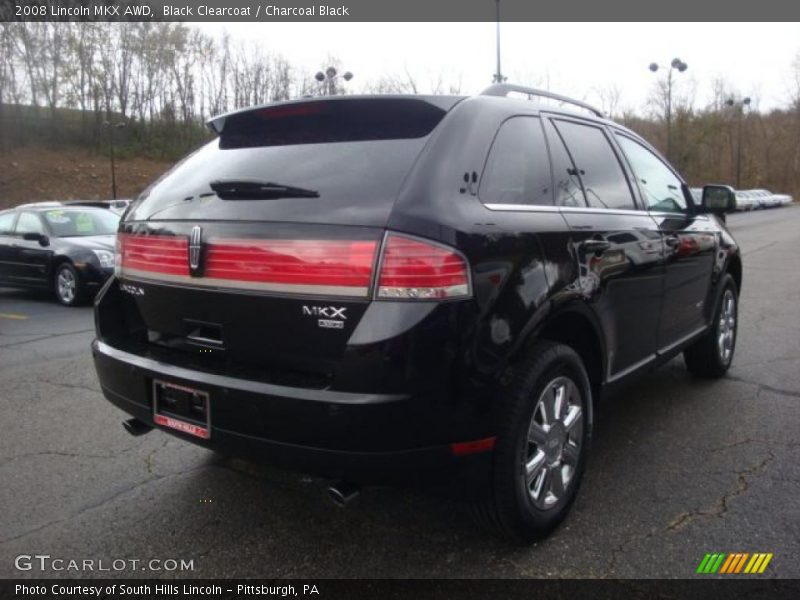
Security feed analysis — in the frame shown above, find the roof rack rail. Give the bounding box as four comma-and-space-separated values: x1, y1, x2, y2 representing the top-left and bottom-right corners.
481, 84, 604, 118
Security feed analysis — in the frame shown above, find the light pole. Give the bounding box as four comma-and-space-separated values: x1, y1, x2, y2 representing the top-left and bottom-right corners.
314, 66, 353, 96
103, 120, 126, 200
649, 58, 688, 162
492, 0, 506, 83
726, 96, 751, 190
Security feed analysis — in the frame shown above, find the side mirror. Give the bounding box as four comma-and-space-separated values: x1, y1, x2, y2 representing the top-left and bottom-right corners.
701, 185, 736, 214
22, 232, 49, 246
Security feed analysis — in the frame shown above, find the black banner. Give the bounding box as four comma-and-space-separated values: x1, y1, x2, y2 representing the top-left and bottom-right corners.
3, 0, 800, 22
3, 580, 800, 600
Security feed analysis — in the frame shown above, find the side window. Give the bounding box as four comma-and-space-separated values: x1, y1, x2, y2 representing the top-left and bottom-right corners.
479, 116, 552, 206
542, 119, 586, 207
0, 212, 16, 234
614, 134, 687, 213
552, 120, 636, 210
15, 212, 45, 235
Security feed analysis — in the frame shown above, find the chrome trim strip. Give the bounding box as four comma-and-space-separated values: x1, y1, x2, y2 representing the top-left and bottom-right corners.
484, 203, 651, 217
120, 268, 369, 298
657, 325, 708, 356
606, 354, 657, 383
606, 324, 710, 384
560, 206, 650, 217
484, 203, 561, 213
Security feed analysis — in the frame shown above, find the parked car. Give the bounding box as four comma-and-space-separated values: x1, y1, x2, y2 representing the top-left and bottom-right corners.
0, 202, 119, 305
92, 86, 742, 543
750, 189, 772, 209
734, 190, 756, 211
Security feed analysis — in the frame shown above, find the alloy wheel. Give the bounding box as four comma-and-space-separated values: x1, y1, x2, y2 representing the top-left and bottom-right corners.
717, 289, 736, 364
57, 267, 76, 304
524, 376, 584, 510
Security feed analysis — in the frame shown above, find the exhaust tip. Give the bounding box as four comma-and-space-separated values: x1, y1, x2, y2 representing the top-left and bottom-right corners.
123, 418, 153, 437
327, 480, 360, 507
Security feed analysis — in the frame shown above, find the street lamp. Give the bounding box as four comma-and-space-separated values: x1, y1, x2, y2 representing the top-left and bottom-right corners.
726, 96, 751, 190
492, 0, 506, 84
103, 120, 126, 200
314, 66, 353, 96
648, 58, 688, 162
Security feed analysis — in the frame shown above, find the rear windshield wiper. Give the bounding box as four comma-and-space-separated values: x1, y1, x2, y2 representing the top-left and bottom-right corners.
209, 179, 319, 200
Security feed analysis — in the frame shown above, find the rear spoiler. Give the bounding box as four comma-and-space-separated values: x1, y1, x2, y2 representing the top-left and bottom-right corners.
206, 94, 464, 135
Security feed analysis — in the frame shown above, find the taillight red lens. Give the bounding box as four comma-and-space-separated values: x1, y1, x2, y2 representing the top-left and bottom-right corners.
376, 234, 471, 300
205, 238, 378, 297
118, 233, 189, 277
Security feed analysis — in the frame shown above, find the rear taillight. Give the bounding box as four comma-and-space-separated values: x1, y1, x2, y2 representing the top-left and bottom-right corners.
115, 230, 471, 301
117, 233, 189, 278
375, 233, 471, 300
205, 238, 377, 297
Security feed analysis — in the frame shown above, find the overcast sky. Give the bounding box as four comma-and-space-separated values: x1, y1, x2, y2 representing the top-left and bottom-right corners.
194, 22, 800, 113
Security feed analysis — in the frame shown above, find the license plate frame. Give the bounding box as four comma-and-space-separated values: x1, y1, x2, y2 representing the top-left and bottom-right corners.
152, 379, 211, 440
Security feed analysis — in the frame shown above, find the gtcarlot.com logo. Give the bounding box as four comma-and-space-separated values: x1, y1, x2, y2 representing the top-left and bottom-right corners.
15, 554, 195, 572
696, 552, 773, 575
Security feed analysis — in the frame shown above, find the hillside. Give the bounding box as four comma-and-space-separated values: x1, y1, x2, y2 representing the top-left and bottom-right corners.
0, 146, 174, 209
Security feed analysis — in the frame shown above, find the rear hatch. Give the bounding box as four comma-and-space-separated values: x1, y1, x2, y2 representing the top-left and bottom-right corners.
114, 96, 461, 386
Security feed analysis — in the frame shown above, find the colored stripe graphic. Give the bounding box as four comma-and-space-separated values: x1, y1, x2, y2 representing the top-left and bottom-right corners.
719, 554, 736, 574
744, 554, 760, 573
697, 552, 773, 575
710, 553, 726, 573
758, 554, 773, 573
696, 554, 712, 574
734, 553, 749, 573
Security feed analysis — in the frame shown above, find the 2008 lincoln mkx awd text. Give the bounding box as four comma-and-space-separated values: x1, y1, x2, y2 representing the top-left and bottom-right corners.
92, 84, 742, 543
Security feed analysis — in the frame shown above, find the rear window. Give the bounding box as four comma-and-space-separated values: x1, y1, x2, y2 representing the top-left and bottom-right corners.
479, 117, 552, 206
129, 98, 449, 224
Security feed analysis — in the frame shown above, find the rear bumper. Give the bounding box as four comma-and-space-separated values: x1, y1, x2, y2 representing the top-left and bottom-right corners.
92, 339, 493, 495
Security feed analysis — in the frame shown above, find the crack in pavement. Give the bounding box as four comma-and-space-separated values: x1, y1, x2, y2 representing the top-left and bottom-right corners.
665, 450, 775, 531
606, 447, 776, 575
0, 448, 137, 469
725, 375, 800, 400
0, 463, 212, 547
38, 379, 102, 395
0, 328, 94, 349
144, 438, 170, 475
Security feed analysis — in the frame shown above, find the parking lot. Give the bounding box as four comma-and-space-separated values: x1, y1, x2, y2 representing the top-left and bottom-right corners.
1, 207, 798, 579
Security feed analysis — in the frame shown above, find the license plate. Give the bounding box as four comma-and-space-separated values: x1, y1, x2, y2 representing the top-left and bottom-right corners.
152, 380, 211, 440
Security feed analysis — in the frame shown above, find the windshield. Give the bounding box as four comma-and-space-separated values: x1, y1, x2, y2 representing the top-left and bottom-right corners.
43, 209, 119, 237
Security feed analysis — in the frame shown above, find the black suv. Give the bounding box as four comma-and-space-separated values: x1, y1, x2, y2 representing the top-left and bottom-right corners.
92, 85, 741, 542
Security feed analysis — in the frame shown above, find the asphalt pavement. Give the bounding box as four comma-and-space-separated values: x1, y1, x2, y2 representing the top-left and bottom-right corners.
1, 207, 798, 579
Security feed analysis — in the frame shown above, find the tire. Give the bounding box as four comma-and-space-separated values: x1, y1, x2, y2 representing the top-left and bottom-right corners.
684, 273, 738, 378
53, 262, 85, 306
472, 341, 592, 544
